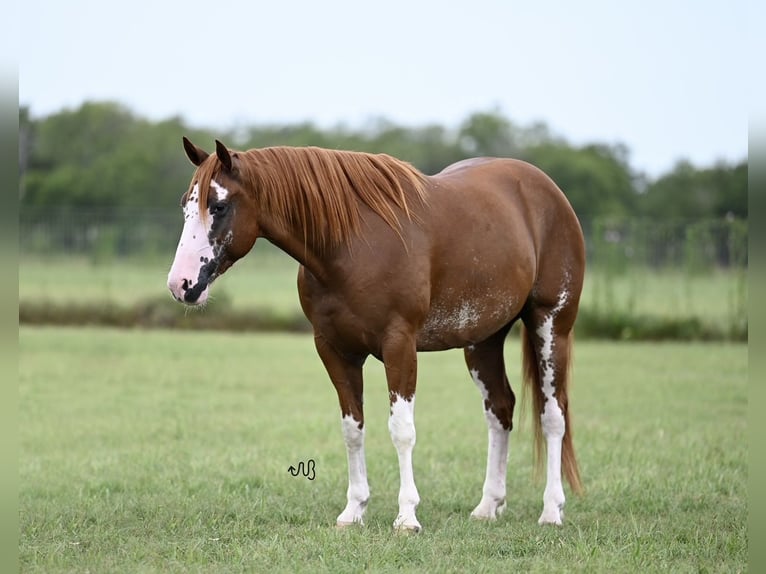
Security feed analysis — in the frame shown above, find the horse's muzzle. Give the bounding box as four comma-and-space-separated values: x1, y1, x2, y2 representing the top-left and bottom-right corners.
167, 275, 209, 306
168, 257, 220, 305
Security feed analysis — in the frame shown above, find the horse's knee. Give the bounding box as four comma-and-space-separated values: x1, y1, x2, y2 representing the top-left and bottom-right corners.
388, 394, 416, 448
341, 414, 365, 449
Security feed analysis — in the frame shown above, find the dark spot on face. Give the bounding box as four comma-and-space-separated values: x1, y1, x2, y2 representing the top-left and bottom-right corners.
183, 257, 220, 303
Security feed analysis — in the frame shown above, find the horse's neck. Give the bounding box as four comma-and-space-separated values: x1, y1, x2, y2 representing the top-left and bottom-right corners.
261, 222, 331, 283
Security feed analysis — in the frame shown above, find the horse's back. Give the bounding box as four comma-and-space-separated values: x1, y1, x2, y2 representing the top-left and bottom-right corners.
415, 157, 585, 348
429, 156, 584, 266
299, 155, 585, 354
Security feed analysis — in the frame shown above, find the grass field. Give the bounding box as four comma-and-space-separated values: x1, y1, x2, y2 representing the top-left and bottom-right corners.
19, 326, 747, 573
19, 247, 747, 326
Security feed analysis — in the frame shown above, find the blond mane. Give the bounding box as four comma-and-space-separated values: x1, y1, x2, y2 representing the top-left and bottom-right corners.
190, 146, 429, 249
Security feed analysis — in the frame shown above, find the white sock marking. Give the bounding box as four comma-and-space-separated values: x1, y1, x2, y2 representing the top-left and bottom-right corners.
337, 414, 370, 526
469, 369, 509, 520
389, 394, 421, 531
535, 290, 569, 525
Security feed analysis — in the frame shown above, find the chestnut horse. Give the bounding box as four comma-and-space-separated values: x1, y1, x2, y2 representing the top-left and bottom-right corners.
168, 138, 585, 532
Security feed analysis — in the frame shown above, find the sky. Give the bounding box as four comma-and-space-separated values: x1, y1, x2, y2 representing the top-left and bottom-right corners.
16, 0, 757, 178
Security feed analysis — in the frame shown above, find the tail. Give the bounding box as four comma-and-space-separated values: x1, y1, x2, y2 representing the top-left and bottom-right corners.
521, 325, 583, 495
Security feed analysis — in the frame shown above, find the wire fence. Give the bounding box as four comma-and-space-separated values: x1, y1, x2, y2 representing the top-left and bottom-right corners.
19, 209, 748, 338
20, 209, 748, 271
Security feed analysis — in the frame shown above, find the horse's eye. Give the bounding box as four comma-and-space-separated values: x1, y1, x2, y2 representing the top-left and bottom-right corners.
212, 203, 228, 216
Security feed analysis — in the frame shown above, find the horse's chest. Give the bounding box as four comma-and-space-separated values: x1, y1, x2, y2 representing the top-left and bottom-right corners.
302, 290, 391, 354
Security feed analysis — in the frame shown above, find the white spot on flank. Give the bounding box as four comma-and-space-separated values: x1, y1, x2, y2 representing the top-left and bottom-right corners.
456, 302, 481, 329
423, 301, 481, 333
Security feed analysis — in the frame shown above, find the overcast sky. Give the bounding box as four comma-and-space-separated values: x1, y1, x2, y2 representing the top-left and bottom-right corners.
17, 0, 756, 177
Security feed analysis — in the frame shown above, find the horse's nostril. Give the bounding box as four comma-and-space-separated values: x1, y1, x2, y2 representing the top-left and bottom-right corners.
181, 278, 189, 291
183, 289, 199, 304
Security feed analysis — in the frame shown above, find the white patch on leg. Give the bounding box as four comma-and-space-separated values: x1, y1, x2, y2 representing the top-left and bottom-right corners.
389, 394, 421, 532
469, 369, 509, 520
535, 290, 569, 525
336, 415, 370, 526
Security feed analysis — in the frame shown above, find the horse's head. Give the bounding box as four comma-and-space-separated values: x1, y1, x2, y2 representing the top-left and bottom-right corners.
167, 137, 259, 305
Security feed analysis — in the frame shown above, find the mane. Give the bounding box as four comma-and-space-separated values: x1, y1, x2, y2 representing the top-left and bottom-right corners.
191, 146, 429, 249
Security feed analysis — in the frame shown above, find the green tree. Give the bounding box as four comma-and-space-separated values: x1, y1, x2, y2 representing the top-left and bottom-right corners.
458, 110, 519, 157
640, 160, 747, 219
523, 142, 637, 218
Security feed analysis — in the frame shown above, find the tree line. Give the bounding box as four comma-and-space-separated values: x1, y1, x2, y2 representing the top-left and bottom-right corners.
19, 101, 747, 222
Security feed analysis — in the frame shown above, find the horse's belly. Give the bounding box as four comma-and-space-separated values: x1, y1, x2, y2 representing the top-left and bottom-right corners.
416, 296, 520, 351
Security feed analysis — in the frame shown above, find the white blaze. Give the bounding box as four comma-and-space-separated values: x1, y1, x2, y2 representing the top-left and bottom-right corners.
167, 182, 229, 304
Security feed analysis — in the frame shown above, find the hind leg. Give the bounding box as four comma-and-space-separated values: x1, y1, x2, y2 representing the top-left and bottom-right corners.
527, 294, 579, 525
465, 327, 515, 520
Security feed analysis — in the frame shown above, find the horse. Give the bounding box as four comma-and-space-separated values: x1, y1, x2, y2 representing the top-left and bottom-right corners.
167, 137, 585, 532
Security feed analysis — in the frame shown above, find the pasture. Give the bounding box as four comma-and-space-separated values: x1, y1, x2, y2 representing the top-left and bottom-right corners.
19, 248, 748, 333
20, 326, 747, 573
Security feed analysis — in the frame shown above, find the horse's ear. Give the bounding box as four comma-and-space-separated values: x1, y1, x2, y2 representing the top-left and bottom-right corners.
183, 136, 209, 167
215, 139, 234, 173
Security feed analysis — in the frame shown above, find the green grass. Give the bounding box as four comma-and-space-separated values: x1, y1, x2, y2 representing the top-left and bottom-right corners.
19, 248, 302, 315
19, 327, 747, 572
582, 266, 747, 325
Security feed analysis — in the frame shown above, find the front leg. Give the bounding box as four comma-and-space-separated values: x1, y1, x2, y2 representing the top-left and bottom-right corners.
314, 335, 370, 527
382, 326, 422, 533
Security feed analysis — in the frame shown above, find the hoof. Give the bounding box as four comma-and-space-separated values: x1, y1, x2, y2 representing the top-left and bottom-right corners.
393, 514, 422, 534
394, 523, 422, 535
335, 519, 363, 530
470, 514, 494, 522
538, 507, 564, 525
471, 498, 506, 520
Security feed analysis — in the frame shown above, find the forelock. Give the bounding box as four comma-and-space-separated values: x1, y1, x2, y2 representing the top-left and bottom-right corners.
188, 155, 224, 224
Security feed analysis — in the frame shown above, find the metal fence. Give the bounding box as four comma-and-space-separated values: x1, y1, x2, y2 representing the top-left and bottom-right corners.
20, 209, 748, 271
20, 208, 183, 261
